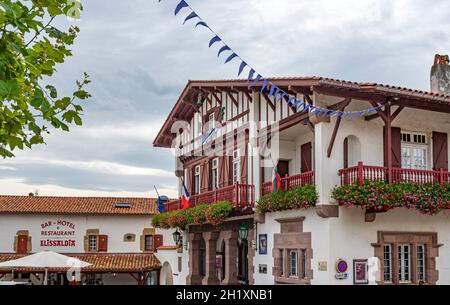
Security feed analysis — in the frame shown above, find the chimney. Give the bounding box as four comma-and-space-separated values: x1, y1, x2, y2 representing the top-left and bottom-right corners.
430, 54, 450, 95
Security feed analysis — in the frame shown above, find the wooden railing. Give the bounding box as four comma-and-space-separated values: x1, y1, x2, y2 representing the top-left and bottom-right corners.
339, 162, 449, 186
261, 171, 315, 196
164, 183, 255, 212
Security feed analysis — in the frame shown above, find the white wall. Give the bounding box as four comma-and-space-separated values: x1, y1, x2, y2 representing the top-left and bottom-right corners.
252, 207, 450, 285
0, 214, 156, 253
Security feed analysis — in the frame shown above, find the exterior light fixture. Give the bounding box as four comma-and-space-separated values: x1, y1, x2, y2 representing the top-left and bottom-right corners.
238, 223, 249, 244
172, 229, 181, 245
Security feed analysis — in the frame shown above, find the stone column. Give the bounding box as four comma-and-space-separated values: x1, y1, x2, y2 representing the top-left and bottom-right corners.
186, 233, 203, 285
202, 232, 220, 285
222, 230, 239, 285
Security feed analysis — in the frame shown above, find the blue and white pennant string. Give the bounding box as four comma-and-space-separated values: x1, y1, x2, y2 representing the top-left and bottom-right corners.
159, 0, 385, 118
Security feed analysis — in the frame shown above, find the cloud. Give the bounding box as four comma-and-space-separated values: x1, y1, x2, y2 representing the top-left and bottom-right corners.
1, 0, 448, 197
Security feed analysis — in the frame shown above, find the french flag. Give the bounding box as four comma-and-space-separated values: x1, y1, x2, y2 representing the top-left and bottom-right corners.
181, 180, 190, 210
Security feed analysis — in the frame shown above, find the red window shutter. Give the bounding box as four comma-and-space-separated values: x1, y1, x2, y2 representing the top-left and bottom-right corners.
383, 127, 401, 168
154, 234, 163, 252
98, 235, 108, 252
17, 235, 28, 254
301, 142, 313, 173
433, 132, 448, 171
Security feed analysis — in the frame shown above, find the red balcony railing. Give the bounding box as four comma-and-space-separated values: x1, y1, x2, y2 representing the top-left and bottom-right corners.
339, 162, 449, 186
261, 171, 315, 196
164, 183, 255, 212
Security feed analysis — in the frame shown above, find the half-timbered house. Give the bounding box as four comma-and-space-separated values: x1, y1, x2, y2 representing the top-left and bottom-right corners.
153, 55, 450, 285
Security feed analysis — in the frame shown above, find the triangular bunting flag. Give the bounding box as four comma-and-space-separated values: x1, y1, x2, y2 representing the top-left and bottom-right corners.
209, 35, 221, 48
238, 61, 247, 76
174, 0, 189, 16
217, 45, 231, 57
183, 12, 198, 24
247, 69, 255, 81
195, 21, 209, 28
249, 74, 262, 87
260, 79, 269, 93
225, 53, 238, 64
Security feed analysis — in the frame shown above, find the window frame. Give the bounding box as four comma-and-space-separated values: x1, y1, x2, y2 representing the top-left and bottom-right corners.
288, 249, 299, 278
211, 158, 219, 190
194, 165, 201, 194
144, 234, 154, 252
232, 149, 241, 184
88, 235, 98, 252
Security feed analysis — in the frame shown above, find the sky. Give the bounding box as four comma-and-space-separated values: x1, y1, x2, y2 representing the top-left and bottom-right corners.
0, 0, 449, 198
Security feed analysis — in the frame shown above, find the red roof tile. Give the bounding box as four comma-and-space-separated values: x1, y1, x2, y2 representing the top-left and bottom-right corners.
0, 195, 158, 215
0, 253, 161, 272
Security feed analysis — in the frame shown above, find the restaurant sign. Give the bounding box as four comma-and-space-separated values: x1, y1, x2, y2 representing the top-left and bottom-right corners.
40, 220, 77, 248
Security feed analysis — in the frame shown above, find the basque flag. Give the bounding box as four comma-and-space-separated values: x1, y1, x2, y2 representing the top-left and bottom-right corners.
272, 165, 282, 193
181, 180, 190, 209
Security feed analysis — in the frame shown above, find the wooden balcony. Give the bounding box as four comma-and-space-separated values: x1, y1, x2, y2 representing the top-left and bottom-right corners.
339, 162, 450, 186
164, 183, 255, 212
261, 171, 315, 197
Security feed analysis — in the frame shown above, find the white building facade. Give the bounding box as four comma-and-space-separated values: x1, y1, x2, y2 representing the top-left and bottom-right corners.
0, 196, 178, 285
153, 55, 450, 285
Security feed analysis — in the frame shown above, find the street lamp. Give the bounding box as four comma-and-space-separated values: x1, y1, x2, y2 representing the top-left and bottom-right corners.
238, 223, 249, 244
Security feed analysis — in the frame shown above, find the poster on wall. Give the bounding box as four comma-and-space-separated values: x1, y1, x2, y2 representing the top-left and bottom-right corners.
258, 234, 267, 255
353, 259, 369, 285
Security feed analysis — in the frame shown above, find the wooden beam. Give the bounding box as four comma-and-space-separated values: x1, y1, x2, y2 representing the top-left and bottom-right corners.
391, 106, 404, 121
225, 90, 239, 107
368, 100, 387, 123
327, 116, 342, 158
198, 90, 212, 107
282, 94, 297, 113
308, 122, 315, 133
303, 95, 314, 105
327, 98, 352, 111
366, 105, 404, 122
261, 93, 276, 111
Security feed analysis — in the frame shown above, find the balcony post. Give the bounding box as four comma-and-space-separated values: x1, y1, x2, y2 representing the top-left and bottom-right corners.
357, 162, 364, 187
284, 174, 289, 191
439, 168, 444, 186
214, 188, 218, 203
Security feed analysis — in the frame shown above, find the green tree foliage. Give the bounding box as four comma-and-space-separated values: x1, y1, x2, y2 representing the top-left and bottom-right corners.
0, 0, 90, 158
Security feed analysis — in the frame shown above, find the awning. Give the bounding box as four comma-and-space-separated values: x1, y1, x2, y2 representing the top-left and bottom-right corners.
0, 253, 161, 273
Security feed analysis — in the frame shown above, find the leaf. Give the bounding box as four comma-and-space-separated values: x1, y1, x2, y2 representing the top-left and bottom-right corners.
0, 80, 18, 98
45, 85, 57, 99
73, 90, 89, 100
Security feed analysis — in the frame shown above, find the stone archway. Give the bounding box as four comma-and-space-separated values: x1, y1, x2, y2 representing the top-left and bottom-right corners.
160, 262, 174, 285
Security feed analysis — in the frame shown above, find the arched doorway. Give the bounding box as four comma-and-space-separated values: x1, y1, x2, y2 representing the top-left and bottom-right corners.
160, 262, 174, 285
344, 135, 361, 168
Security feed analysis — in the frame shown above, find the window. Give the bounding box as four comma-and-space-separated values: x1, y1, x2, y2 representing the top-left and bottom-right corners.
374, 232, 438, 285
194, 113, 202, 137
194, 165, 201, 194
211, 158, 219, 190
398, 244, 411, 283
208, 113, 215, 131
383, 244, 392, 283
401, 132, 427, 170
417, 244, 426, 282
288, 250, 298, 278
232, 149, 240, 183
144, 235, 154, 251
88, 235, 97, 252
402, 146, 427, 170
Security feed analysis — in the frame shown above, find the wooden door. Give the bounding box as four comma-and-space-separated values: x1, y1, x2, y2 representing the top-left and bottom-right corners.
433, 132, 448, 170
301, 142, 312, 173
277, 160, 289, 178
17, 235, 28, 254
